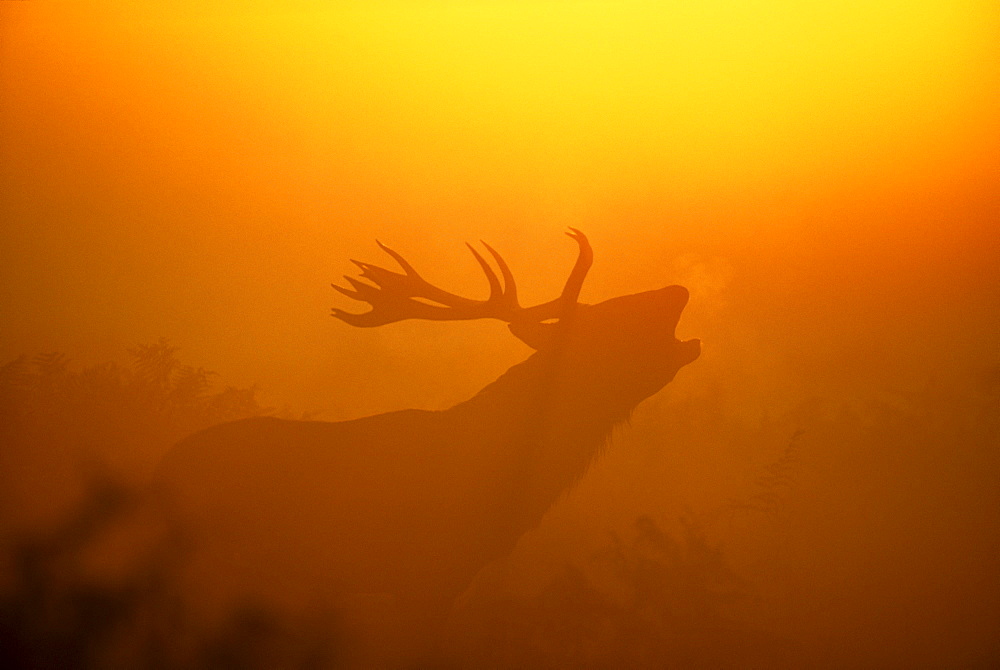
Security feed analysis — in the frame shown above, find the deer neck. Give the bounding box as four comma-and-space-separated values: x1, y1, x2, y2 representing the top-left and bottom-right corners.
451, 349, 634, 523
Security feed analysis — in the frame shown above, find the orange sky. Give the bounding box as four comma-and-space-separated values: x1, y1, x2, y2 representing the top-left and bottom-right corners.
0, 1, 996, 452
2, 0, 997, 413
0, 2, 1000, 392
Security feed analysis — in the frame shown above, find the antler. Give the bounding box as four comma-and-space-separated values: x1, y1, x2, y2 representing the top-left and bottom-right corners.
332, 228, 592, 327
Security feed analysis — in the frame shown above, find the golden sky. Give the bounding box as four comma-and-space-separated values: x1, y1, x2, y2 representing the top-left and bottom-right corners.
2, 0, 997, 412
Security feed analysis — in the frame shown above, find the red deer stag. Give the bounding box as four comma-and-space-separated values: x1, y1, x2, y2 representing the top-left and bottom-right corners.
157, 229, 699, 656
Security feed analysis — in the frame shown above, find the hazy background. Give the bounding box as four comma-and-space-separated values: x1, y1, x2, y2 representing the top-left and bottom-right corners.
2, 1, 998, 666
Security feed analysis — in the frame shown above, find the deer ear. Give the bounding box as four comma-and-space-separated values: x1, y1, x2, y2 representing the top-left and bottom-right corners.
508, 320, 560, 350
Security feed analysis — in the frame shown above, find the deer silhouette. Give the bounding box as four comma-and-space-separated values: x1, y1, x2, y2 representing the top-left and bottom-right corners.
157, 229, 699, 659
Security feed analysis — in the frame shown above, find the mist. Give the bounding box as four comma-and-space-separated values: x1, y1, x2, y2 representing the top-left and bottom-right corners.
2, 1, 998, 667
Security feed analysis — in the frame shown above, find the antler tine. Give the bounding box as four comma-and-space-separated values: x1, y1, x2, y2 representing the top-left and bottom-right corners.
560, 227, 593, 304
374, 239, 419, 275
370, 241, 479, 308
332, 239, 524, 327
332, 232, 591, 328
480, 241, 519, 311
331, 307, 397, 328
465, 243, 503, 302
513, 228, 593, 321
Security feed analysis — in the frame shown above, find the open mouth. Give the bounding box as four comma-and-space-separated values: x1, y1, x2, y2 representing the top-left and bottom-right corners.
681, 338, 701, 360
658, 285, 691, 338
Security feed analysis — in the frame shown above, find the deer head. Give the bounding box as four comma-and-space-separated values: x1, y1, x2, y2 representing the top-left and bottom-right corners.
332, 229, 700, 411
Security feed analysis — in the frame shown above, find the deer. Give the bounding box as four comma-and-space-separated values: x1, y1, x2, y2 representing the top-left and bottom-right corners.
156, 229, 700, 662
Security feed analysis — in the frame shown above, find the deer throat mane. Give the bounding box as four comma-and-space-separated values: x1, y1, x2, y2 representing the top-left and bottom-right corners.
454, 349, 635, 486
464, 348, 632, 420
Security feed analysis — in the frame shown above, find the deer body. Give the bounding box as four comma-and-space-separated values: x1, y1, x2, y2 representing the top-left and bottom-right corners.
157, 232, 699, 658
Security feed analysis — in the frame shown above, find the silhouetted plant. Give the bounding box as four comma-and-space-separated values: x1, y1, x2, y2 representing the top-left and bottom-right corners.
449, 515, 782, 669
0, 340, 266, 493
725, 429, 803, 525
0, 344, 344, 668
0, 477, 339, 670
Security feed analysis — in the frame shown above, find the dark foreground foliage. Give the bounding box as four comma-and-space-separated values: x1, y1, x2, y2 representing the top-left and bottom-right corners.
1, 476, 784, 669
0, 344, 339, 668
0, 340, 264, 485
0, 477, 339, 669
1, 345, 997, 667
447, 514, 788, 669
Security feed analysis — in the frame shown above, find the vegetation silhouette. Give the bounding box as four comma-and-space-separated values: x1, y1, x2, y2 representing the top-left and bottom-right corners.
0, 477, 338, 669
0, 340, 995, 666
156, 230, 700, 661
0, 476, 776, 669
0, 347, 339, 668
446, 514, 786, 669
0, 340, 264, 496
